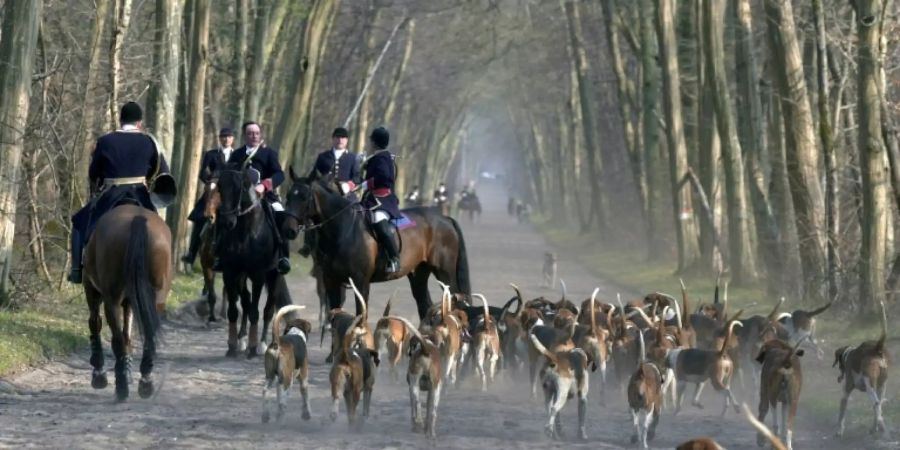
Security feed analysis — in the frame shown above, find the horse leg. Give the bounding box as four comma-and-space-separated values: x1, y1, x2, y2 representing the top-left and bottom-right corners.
259, 273, 281, 352
204, 265, 217, 323
246, 276, 264, 359
407, 265, 433, 321
104, 299, 129, 401
85, 285, 107, 389
324, 276, 345, 310
137, 312, 158, 399
237, 276, 251, 351
224, 272, 241, 358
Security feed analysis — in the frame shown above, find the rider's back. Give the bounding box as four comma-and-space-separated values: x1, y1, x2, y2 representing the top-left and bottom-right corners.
89, 132, 161, 181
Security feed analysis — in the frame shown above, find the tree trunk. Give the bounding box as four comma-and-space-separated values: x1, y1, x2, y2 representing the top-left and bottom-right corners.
565, 1, 607, 235
244, 0, 269, 123
639, 0, 661, 251
73, 0, 111, 205
735, 0, 781, 291
656, 0, 700, 272
854, 0, 890, 311
695, 0, 720, 271
231, 0, 248, 128
703, 0, 755, 283
812, 0, 839, 302
764, 0, 826, 302
0, 0, 42, 299
383, 18, 415, 127
599, 0, 649, 243
171, 0, 210, 262
108, 0, 134, 129
146, 0, 184, 165
353, 4, 381, 154
274, 0, 339, 170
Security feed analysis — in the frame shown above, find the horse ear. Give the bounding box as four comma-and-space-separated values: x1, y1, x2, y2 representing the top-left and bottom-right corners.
289, 165, 300, 182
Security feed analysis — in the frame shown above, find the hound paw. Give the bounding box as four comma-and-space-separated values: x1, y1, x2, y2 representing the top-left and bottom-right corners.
630, 434, 638, 444
302, 410, 311, 421
261, 410, 271, 423
692, 401, 704, 409
329, 411, 338, 422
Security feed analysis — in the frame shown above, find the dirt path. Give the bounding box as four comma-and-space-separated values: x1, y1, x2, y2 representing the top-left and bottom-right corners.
0, 183, 893, 449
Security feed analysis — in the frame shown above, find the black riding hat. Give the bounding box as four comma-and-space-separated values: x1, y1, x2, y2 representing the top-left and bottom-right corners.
370, 127, 389, 149
332, 127, 350, 138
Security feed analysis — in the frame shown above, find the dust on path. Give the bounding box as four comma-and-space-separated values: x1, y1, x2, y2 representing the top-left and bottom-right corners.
0, 183, 893, 449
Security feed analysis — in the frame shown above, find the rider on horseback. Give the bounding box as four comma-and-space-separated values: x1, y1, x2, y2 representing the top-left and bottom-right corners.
213, 121, 292, 274
69, 102, 171, 284
181, 127, 235, 266
359, 127, 402, 273
298, 126, 361, 257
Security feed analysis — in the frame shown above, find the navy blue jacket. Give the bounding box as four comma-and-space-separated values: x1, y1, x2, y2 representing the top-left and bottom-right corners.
229, 145, 285, 190
188, 147, 231, 222
309, 149, 361, 185
74, 130, 170, 239
361, 149, 401, 219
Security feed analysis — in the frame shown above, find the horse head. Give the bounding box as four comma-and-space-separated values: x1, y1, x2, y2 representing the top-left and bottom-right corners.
283, 167, 347, 240
216, 165, 256, 231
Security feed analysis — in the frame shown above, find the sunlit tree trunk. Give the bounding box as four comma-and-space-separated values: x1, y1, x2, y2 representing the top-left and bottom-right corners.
639, 0, 661, 249
146, 0, 184, 166
244, 0, 269, 122
0, 0, 42, 299
108, 0, 134, 129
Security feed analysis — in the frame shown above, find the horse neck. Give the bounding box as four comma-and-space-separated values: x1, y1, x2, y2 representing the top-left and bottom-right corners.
314, 188, 365, 253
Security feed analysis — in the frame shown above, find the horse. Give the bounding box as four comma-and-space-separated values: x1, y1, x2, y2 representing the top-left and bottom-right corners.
82, 204, 171, 402
215, 167, 292, 358
458, 193, 482, 222
198, 182, 225, 323
281, 171, 471, 320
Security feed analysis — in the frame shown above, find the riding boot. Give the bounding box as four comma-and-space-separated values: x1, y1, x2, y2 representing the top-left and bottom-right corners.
271, 209, 291, 274
180, 220, 204, 265
68, 230, 83, 284
373, 220, 400, 273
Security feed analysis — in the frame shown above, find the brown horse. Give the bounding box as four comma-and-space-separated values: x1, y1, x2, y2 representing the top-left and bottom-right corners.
199, 184, 225, 322
83, 205, 172, 401
281, 172, 471, 320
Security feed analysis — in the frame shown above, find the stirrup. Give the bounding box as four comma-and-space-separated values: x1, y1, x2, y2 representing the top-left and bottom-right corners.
385, 259, 399, 274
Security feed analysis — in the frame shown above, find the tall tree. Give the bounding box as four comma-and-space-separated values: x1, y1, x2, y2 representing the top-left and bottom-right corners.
696, 0, 721, 270
171, 0, 210, 262
231, 0, 249, 128
703, 0, 755, 283
146, 0, 184, 164
655, 0, 700, 272
274, 0, 340, 170
383, 19, 416, 127
735, 0, 780, 290
244, 0, 269, 123
564, 0, 607, 234
853, 0, 890, 311
0, 0, 42, 299
639, 0, 662, 251
108, 0, 134, 129
764, 0, 826, 301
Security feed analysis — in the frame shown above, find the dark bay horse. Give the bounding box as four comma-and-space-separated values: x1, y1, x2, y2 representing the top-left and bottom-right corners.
216, 167, 292, 358
281, 172, 471, 320
199, 182, 225, 323
83, 205, 171, 401
458, 193, 482, 222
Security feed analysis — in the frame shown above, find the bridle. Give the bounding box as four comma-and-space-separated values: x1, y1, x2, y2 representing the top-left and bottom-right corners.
217, 169, 260, 218
288, 181, 362, 233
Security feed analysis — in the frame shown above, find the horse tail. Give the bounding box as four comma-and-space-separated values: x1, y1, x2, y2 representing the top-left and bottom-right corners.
124, 215, 161, 342
448, 217, 471, 295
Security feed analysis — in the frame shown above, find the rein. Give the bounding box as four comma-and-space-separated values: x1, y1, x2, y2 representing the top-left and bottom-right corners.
298, 198, 361, 232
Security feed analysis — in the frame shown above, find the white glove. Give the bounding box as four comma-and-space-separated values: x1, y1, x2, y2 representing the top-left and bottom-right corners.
359, 180, 369, 191
340, 182, 351, 195
254, 184, 265, 194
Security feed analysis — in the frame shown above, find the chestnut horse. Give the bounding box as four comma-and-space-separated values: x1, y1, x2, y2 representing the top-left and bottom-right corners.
83, 205, 172, 401
281, 172, 471, 320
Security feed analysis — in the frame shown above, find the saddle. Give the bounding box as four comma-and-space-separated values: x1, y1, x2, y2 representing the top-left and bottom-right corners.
365, 212, 416, 261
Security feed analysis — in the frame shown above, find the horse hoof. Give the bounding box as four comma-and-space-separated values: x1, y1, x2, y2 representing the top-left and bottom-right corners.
226, 346, 239, 358
247, 348, 259, 359
91, 372, 108, 389
115, 388, 128, 402
138, 379, 154, 399
261, 410, 270, 423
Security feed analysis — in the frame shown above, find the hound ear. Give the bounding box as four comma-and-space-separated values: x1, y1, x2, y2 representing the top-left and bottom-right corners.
832, 348, 846, 367
795, 349, 805, 357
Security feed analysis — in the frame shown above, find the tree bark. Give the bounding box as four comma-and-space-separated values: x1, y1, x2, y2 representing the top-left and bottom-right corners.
639, 0, 661, 250
565, 0, 607, 235
171, 0, 210, 262
0, 0, 42, 299
274, 0, 340, 170
812, 0, 839, 302
853, 0, 890, 311
244, 0, 269, 123
383, 18, 416, 127
231, 0, 248, 128
696, 0, 720, 270
703, 0, 755, 283
146, 0, 184, 165
656, 0, 700, 272
764, 0, 826, 302
735, 0, 780, 291
108, 0, 134, 130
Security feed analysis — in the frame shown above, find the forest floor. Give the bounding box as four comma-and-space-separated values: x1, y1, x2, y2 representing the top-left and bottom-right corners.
0, 183, 897, 449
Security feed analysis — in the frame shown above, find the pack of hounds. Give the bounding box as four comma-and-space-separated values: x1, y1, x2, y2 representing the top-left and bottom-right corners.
263, 272, 890, 450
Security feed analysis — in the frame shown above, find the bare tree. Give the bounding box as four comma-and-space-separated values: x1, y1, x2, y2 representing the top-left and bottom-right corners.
0, 0, 42, 299
108, 0, 134, 129
146, 0, 184, 164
